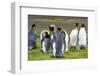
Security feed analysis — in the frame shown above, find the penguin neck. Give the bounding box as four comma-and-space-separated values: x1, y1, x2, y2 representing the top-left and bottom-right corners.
54, 27, 57, 32
31, 28, 36, 33
81, 27, 84, 29
75, 27, 78, 30
80, 27, 85, 30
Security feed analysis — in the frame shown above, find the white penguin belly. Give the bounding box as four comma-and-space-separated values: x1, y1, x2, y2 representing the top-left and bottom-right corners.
52, 42, 56, 56
79, 28, 86, 46
65, 33, 69, 52
42, 41, 46, 53
70, 30, 78, 46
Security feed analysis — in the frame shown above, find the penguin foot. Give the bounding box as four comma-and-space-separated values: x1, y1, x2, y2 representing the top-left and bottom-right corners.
28, 47, 33, 51
55, 56, 64, 58
51, 55, 64, 58
80, 46, 86, 50
40, 49, 44, 53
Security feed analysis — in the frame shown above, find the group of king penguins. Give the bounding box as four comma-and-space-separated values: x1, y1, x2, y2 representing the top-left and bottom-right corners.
40, 24, 69, 58
28, 23, 87, 58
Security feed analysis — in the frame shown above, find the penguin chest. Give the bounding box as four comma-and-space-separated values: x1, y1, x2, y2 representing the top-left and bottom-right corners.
79, 28, 87, 46
70, 30, 78, 46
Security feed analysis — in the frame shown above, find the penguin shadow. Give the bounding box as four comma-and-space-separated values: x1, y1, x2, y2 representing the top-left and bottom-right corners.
51, 55, 64, 58
40, 49, 44, 53
40, 49, 51, 54
28, 47, 37, 51
69, 47, 78, 52
80, 46, 87, 50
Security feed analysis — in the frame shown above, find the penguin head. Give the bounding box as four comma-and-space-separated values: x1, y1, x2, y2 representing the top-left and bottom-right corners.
32, 24, 36, 27
45, 31, 50, 38
57, 27, 62, 31
81, 24, 85, 27
49, 24, 56, 32
74, 23, 79, 28
32, 24, 36, 29
45, 32, 48, 36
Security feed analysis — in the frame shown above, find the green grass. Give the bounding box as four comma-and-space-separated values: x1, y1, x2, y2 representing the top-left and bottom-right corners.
28, 38, 88, 61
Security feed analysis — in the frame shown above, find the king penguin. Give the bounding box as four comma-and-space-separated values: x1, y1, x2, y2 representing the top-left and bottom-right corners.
49, 24, 64, 58
69, 23, 79, 49
79, 24, 87, 50
57, 27, 69, 54
28, 24, 36, 50
40, 30, 51, 53
49, 24, 56, 55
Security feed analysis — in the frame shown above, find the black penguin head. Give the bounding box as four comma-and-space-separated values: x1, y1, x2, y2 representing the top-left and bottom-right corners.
75, 23, 79, 27
57, 27, 62, 31
32, 24, 36, 28
45, 32, 48, 36
49, 25, 54, 32
31, 24, 36, 31
81, 24, 85, 27
45, 32, 50, 38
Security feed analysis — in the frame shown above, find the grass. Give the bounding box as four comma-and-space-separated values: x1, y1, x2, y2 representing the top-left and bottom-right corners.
28, 38, 88, 61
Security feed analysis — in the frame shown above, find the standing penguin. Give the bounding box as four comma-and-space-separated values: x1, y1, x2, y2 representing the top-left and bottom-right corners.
69, 23, 79, 49
79, 24, 87, 50
57, 27, 69, 54
49, 24, 64, 58
28, 24, 36, 50
49, 24, 56, 55
40, 30, 51, 53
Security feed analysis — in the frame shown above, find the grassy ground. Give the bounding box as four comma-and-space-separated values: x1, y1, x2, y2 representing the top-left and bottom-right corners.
28, 38, 88, 61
